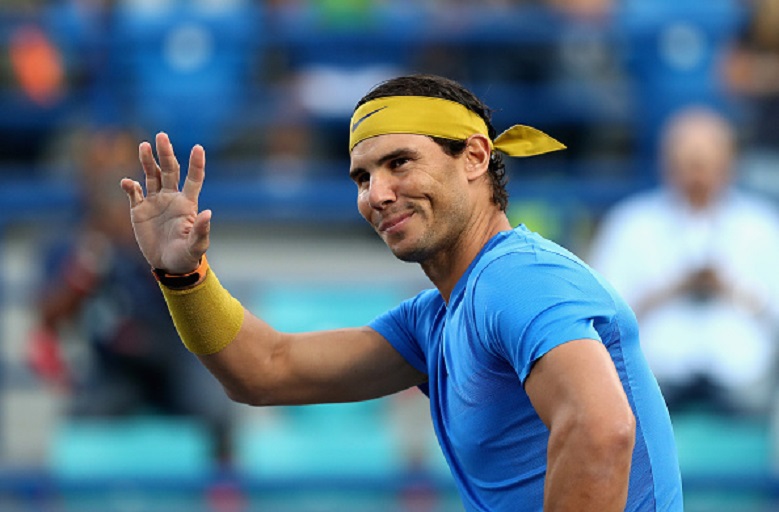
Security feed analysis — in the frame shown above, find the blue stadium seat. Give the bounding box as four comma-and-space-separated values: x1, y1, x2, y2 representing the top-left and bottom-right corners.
49, 416, 215, 480
620, 0, 745, 164
672, 411, 771, 476
237, 283, 418, 479
236, 400, 404, 480
251, 282, 405, 332
109, 0, 262, 155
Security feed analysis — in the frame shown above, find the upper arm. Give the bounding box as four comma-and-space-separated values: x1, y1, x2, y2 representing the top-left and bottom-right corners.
199, 309, 427, 406
525, 339, 637, 511
525, 338, 634, 435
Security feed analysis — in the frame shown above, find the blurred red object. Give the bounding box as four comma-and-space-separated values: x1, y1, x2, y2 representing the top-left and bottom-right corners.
27, 327, 70, 391
8, 24, 65, 106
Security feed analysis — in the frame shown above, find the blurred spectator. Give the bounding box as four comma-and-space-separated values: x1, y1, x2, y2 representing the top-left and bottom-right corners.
588, 106, 779, 416
0, 0, 112, 167
723, 0, 779, 198
27, 126, 233, 460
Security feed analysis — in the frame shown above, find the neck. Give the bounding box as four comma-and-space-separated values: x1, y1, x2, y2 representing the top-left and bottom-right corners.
422, 210, 512, 303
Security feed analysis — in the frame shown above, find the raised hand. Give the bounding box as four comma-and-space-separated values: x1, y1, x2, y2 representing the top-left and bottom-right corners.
120, 132, 211, 274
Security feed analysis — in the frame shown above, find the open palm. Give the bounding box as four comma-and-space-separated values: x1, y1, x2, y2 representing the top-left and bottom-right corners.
120, 132, 211, 274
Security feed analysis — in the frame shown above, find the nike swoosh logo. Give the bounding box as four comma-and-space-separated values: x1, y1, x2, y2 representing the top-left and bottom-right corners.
351, 106, 388, 133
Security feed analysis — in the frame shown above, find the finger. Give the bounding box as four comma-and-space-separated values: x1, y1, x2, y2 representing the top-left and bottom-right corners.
188, 209, 212, 257
138, 141, 162, 195
182, 144, 205, 202
156, 132, 180, 192
120, 178, 144, 208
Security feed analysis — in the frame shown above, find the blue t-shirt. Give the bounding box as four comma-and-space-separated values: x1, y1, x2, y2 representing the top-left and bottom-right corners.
370, 226, 683, 511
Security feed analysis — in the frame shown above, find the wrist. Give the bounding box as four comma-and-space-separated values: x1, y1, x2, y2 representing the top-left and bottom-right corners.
158, 263, 244, 355
152, 255, 209, 290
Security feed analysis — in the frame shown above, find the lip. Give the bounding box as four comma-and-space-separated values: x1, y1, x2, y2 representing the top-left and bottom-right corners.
377, 211, 413, 234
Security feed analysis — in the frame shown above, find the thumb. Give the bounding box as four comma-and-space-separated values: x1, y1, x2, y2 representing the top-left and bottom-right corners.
189, 209, 212, 257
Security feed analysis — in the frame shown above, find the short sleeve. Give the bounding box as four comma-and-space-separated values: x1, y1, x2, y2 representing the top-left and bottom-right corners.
472, 253, 608, 384
369, 290, 438, 375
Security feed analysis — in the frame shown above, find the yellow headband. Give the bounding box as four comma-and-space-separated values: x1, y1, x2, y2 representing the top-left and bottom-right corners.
348, 96, 566, 156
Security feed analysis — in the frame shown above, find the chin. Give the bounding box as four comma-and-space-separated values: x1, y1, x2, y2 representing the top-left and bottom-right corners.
387, 240, 432, 263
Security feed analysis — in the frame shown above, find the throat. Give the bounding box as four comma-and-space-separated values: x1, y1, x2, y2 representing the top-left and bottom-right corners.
419, 237, 472, 304
421, 213, 513, 303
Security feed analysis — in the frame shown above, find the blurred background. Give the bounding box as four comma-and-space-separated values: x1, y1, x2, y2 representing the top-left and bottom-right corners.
1, 0, 779, 510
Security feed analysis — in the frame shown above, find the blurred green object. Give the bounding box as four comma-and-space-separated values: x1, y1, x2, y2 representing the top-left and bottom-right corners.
314, 0, 374, 28
49, 417, 215, 480
507, 199, 563, 242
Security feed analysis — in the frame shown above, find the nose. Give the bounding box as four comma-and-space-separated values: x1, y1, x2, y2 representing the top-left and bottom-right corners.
367, 171, 396, 209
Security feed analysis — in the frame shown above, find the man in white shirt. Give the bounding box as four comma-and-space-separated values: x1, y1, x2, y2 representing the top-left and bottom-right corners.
589, 106, 779, 415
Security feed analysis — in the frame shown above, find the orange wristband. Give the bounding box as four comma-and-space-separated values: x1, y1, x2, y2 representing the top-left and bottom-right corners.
153, 256, 209, 290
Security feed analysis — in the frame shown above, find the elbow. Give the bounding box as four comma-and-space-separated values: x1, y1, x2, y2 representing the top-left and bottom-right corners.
607, 411, 636, 457
555, 406, 637, 469
224, 386, 265, 407
220, 379, 280, 407
591, 407, 637, 466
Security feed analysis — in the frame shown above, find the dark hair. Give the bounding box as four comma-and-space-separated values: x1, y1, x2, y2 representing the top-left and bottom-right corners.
355, 74, 509, 211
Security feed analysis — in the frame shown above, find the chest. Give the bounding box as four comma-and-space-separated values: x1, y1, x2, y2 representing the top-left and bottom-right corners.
425, 307, 548, 480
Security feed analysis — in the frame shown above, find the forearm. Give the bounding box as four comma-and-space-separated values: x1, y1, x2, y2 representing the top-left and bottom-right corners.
158, 264, 286, 404
160, 265, 424, 406
198, 315, 424, 406
196, 310, 291, 406
544, 420, 635, 511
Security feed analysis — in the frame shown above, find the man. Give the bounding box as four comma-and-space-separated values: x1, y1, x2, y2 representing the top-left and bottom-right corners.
589, 106, 779, 415
120, 74, 682, 511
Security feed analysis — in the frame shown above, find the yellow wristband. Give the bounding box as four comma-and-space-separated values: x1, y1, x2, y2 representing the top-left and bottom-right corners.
159, 265, 245, 355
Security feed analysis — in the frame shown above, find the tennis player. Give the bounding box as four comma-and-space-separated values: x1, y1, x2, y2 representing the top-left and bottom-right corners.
120, 74, 683, 511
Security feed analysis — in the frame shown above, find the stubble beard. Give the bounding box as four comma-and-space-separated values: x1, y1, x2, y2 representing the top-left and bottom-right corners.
384, 213, 465, 266
378, 194, 470, 265
389, 232, 436, 263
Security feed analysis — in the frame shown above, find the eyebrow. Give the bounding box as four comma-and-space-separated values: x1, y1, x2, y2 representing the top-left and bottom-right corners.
349, 147, 420, 181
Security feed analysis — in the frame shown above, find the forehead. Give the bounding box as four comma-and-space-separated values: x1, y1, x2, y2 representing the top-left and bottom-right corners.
349, 133, 440, 166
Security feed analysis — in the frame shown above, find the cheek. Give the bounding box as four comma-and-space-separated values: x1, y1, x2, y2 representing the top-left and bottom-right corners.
356, 191, 371, 220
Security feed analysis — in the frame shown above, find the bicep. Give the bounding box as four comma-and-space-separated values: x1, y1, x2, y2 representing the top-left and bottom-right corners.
199, 309, 427, 406
524, 341, 637, 510
525, 338, 632, 431
282, 324, 427, 403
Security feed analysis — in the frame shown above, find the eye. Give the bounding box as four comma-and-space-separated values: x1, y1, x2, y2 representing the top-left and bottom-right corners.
352, 171, 369, 186
389, 157, 409, 170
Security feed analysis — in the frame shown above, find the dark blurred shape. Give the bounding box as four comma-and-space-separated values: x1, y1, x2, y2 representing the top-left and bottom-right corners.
723, 0, 779, 198
27, 125, 233, 460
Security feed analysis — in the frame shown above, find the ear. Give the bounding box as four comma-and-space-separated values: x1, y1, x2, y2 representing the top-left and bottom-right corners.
464, 134, 492, 182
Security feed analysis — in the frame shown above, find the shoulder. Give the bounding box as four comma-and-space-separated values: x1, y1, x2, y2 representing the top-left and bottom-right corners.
462, 229, 621, 381
589, 189, 673, 266
475, 227, 596, 282
728, 189, 779, 223
598, 189, 670, 232
468, 228, 611, 314
403, 288, 443, 314
369, 288, 442, 375
372, 288, 442, 333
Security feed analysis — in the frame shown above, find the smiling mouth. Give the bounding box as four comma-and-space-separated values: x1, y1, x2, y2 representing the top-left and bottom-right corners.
377, 212, 413, 234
